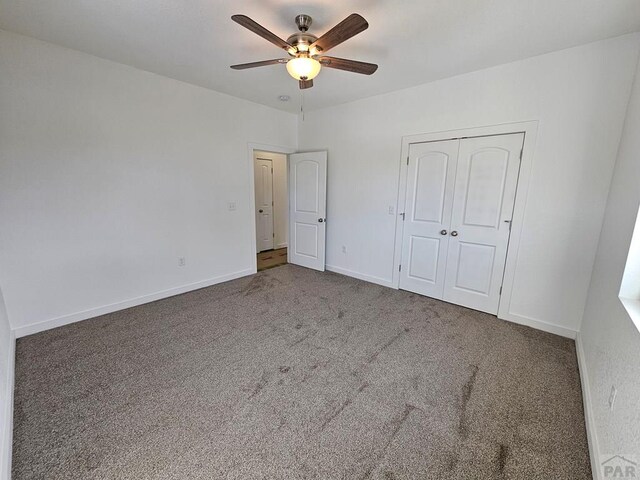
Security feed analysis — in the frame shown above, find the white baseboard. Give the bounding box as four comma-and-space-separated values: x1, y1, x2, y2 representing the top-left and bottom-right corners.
14, 269, 254, 338
275, 242, 288, 249
576, 333, 600, 480
325, 265, 395, 289
326, 265, 577, 338
1, 330, 15, 480
497, 311, 578, 339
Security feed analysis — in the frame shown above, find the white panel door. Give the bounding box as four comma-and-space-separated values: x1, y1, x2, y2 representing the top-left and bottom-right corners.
399, 140, 459, 298
443, 133, 524, 314
254, 158, 274, 252
289, 151, 327, 271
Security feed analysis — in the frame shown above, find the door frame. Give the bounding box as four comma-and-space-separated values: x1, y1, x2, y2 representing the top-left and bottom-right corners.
247, 142, 297, 274
392, 121, 539, 321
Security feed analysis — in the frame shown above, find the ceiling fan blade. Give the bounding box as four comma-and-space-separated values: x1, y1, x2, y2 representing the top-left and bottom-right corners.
318, 56, 378, 75
231, 15, 293, 51
299, 79, 314, 89
230, 59, 288, 70
310, 14, 369, 53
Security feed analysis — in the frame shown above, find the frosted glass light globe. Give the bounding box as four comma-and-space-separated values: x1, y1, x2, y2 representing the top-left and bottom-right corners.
286, 57, 321, 80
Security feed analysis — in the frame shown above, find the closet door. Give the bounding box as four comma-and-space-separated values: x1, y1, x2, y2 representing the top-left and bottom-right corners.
442, 133, 524, 314
254, 158, 274, 252
399, 140, 459, 298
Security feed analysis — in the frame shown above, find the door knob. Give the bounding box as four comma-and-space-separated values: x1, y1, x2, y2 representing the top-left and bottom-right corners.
440, 230, 447, 235
318, 218, 324, 223
258, 209, 263, 213
451, 231, 458, 237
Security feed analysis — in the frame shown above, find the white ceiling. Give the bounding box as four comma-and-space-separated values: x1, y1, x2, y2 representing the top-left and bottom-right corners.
1, 0, 640, 113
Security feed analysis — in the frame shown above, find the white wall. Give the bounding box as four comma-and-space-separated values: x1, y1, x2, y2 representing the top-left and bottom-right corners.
578, 52, 640, 478
0, 30, 297, 335
0, 284, 14, 480
254, 151, 288, 249
298, 33, 640, 336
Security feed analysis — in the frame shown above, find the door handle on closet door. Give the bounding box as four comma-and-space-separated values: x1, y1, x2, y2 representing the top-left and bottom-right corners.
451, 231, 458, 237
259, 209, 263, 213
440, 230, 447, 235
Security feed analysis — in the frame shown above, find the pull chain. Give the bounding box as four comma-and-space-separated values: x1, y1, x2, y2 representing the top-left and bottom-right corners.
300, 90, 305, 122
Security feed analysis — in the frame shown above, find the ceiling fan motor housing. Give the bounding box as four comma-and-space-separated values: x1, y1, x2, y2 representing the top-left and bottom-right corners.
286, 32, 318, 54
287, 15, 317, 55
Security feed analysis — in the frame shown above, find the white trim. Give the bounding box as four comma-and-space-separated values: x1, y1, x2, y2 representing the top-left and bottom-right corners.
576, 333, 601, 480
247, 142, 297, 273
14, 269, 254, 338
1, 330, 15, 480
330, 262, 577, 338
392, 121, 541, 325
326, 265, 395, 289
499, 311, 577, 339
619, 297, 640, 333
275, 242, 288, 249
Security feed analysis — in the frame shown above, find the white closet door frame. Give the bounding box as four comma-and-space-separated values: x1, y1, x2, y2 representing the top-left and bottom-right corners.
392, 121, 538, 322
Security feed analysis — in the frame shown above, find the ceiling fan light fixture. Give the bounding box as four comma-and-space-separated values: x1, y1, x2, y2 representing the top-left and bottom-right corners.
286, 56, 321, 81
230, 13, 377, 89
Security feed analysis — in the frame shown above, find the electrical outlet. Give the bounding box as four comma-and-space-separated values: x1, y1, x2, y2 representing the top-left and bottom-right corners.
178, 257, 186, 267
608, 386, 617, 411
388, 206, 395, 215
341, 245, 347, 254
228, 201, 236, 211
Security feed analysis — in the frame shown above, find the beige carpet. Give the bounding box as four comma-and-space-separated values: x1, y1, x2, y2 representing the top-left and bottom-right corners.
12, 265, 591, 479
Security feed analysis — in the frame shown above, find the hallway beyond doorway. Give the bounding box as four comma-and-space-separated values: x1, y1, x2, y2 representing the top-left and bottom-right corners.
257, 248, 287, 271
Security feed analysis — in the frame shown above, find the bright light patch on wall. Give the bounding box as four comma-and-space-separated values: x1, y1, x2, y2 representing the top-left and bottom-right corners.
620, 205, 640, 330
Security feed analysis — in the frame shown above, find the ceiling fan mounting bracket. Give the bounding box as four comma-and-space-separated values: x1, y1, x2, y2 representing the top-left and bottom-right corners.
295, 14, 312, 32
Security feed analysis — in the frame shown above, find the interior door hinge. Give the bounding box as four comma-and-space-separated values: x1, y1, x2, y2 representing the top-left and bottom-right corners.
499, 286, 503, 295
399, 264, 402, 272
406, 156, 409, 165
401, 212, 405, 221
519, 149, 523, 160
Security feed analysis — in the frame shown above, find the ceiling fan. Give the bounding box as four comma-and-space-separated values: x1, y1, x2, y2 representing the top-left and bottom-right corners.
230, 13, 378, 90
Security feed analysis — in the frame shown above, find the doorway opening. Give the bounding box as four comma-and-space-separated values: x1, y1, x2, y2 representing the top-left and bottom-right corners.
254, 150, 289, 271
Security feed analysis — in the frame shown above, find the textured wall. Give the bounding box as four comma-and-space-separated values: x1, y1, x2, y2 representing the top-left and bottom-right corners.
579, 51, 640, 477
